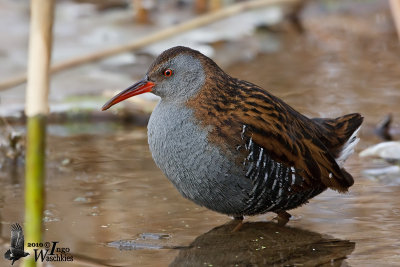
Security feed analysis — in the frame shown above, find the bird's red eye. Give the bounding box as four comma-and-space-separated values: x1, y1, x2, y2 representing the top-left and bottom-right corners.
163, 69, 173, 77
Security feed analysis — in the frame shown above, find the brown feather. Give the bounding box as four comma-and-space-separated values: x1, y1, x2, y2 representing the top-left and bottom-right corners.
312, 113, 363, 158
187, 60, 362, 193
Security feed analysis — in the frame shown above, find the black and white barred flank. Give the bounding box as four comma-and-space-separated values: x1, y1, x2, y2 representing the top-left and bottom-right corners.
240, 125, 324, 215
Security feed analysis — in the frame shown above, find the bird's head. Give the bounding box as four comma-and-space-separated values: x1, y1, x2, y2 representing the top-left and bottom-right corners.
102, 46, 224, 110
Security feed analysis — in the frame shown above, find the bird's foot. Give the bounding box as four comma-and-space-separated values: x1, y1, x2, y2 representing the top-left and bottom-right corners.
273, 211, 291, 226
231, 216, 244, 232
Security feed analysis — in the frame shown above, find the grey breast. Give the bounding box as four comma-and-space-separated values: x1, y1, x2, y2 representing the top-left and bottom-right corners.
147, 100, 252, 216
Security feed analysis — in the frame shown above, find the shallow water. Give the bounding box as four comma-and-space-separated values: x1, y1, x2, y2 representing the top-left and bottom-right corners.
2, 4, 400, 267
2, 121, 400, 266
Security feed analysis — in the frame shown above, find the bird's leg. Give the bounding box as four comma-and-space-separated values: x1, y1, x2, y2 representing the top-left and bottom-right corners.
273, 211, 291, 226
231, 216, 244, 232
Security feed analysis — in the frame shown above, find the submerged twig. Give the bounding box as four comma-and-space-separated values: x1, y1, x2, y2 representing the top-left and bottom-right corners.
0, 117, 24, 161
375, 114, 393, 141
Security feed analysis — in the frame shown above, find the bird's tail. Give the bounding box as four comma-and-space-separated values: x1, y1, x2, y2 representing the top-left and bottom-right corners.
313, 113, 364, 168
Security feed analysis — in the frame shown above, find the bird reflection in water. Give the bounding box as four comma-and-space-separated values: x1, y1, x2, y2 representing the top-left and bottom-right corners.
109, 221, 354, 266
170, 222, 355, 266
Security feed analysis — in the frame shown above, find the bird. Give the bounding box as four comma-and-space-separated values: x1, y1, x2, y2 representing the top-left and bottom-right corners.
4, 223, 30, 265
102, 46, 363, 227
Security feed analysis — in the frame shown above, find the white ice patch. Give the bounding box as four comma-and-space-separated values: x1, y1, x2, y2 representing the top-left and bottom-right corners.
359, 141, 400, 160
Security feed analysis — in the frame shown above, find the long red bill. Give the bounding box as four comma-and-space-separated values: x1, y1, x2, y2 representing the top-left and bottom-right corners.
102, 79, 155, 111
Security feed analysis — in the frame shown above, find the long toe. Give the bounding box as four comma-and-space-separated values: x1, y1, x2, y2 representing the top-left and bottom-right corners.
224, 217, 245, 232
232, 217, 244, 232
273, 211, 292, 226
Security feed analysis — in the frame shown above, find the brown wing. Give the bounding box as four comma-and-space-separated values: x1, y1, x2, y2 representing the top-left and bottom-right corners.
188, 77, 353, 192
248, 114, 353, 192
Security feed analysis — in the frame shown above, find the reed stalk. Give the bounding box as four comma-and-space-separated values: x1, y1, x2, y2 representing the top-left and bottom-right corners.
24, 0, 54, 266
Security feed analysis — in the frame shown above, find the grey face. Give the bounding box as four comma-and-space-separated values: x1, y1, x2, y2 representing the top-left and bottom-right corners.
147, 54, 206, 102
